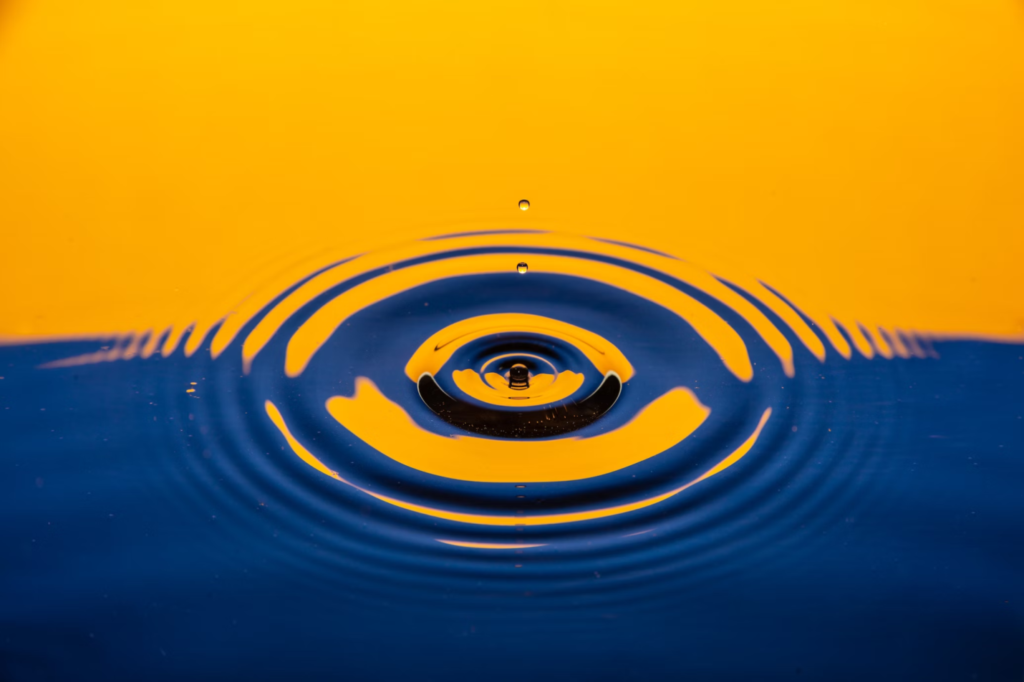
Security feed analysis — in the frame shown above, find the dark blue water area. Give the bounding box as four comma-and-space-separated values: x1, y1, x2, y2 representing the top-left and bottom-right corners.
1, 335, 1023, 681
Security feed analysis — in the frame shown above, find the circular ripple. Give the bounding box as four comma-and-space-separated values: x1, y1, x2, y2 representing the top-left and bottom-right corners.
165, 229, 901, 604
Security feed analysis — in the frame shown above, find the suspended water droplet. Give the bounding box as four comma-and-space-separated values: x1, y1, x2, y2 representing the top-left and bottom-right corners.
518, 199, 530, 211
517, 262, 529, 274
508, 363, 530, 390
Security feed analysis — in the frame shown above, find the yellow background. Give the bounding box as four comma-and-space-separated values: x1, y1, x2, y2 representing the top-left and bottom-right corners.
1, 0, 1022, 343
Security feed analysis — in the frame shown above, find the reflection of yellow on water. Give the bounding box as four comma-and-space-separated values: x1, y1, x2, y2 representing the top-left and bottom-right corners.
406, 313, 631, 407
452, 368, 584, 406
405, 314, 635, 383
281, 250, 758, 380
343, 310, 711, 482
328, 377, 710, 482
31, 231, 948, 375
241, 225, 798, 525
266, 398, 772, 527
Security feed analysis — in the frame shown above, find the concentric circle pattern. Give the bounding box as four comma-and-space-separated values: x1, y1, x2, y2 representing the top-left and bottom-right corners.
103, 230, 935, 603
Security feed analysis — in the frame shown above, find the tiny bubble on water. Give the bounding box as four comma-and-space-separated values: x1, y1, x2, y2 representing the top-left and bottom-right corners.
517, 262, 528, 274
518, 199, 530, 211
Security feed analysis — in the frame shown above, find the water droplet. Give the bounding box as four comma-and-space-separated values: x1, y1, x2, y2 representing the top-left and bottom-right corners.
517, 262, 528, 274
509, 363, 530, 390
518, 199, 530, 211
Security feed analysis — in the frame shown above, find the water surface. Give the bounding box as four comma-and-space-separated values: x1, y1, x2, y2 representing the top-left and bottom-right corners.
2, 231, 1022, 680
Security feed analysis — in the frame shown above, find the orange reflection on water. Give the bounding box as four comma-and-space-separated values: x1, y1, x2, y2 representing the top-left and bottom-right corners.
454, 370, 584, 407
436, 540, 546, 550
285, 253, 755, 381
325, 378, 710, 484
266, 398, 770, 527
405, 313, 636, 383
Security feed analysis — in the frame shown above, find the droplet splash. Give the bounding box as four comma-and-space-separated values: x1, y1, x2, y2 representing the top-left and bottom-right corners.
518, 199, 530, 211
508, 363, 530, 390
17, 229, 969, 608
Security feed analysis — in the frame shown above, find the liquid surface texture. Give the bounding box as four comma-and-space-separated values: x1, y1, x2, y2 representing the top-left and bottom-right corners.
2, 228, 1023, 681
1, 2, 1024, 681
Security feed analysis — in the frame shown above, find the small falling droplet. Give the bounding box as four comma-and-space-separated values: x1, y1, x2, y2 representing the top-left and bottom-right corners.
517, 262, 528, 274
518, 199, 530, 211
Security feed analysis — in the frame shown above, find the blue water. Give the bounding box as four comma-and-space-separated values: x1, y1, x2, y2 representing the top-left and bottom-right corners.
2, 242, 1023, 680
